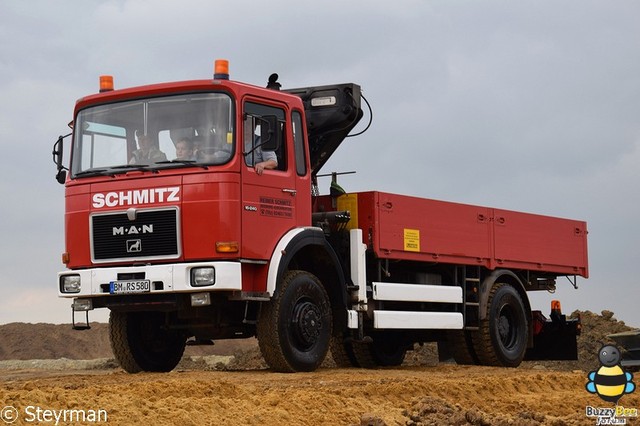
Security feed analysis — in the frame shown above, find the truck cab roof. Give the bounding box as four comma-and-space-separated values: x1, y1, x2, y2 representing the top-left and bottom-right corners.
76, 78, 364, 177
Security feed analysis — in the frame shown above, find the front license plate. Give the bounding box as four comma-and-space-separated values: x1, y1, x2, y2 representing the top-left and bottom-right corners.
109, 280, 151, 294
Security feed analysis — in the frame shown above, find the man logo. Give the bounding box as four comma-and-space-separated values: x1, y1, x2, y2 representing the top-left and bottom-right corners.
127, 239, 142, 253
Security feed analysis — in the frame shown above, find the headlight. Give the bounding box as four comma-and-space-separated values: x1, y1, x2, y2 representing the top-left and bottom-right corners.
60, 275, 81, 293
191, 267, 215, 287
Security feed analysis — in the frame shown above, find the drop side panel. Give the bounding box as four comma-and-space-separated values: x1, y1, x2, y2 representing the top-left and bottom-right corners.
353, 191, 588, 277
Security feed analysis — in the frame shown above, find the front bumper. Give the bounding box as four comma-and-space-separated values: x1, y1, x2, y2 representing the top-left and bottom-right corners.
58, 261, 242, 298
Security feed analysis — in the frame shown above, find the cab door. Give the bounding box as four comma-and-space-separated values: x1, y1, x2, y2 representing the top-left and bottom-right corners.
241, 100, 298, 260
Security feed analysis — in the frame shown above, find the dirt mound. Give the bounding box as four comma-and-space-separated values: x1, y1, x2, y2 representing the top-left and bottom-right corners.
0, 322, 256, 361
0, 322, 112, 360
570, 309, 635, 370
403, 396, 549, 426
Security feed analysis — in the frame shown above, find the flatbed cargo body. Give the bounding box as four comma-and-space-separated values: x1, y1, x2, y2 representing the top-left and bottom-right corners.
335, 191, 588, 278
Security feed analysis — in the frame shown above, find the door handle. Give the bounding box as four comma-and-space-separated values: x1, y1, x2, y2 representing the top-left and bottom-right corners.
282, 188, 297, 196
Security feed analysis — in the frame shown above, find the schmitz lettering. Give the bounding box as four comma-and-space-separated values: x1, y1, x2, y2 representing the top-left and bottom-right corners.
92, 187, 180, 208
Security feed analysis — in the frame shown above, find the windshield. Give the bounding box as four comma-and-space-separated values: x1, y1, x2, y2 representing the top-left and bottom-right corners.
71, 93, 234, 177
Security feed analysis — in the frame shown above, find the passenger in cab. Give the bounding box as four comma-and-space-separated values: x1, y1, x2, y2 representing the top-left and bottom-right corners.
130, 132, 167, 164
175, 138, 196, 161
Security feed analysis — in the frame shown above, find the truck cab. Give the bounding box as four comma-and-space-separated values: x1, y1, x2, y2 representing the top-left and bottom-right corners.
55, 61, 364, 372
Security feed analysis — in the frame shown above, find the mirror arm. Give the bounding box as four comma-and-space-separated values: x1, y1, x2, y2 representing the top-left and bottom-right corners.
52, 132, 72, 184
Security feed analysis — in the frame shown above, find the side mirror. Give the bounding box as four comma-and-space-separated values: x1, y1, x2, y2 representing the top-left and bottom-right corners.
52, 134, 70, 184
55, 169, 67, 185
260, 115, 281, 151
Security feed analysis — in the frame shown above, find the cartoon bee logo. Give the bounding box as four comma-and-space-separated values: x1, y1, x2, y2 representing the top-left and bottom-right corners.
586, 345, 635, 403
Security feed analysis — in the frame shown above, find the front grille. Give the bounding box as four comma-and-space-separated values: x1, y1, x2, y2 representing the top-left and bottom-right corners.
91, 208, 180, 262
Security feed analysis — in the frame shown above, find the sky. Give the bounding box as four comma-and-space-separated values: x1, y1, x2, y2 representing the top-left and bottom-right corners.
0, 0, 639, 326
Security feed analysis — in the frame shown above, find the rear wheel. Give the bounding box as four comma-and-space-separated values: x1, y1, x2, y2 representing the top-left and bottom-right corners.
474, 283, 528, 367
349, 332, 408, 368
447, 330, 479, 365
369, 332, 408, 367
329, 334, 359, 367
109, 311, 186, 373
257, 270, 332, 372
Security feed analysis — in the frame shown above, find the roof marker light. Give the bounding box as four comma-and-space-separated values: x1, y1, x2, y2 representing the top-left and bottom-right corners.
99, 75, 114, 92
214, 59, 229, 80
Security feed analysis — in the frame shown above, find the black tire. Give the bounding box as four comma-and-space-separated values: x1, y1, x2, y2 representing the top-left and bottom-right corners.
350, 341, 377, 368
369, 332, 408, 367
349, 332, 408, 368
257, 270, 332, 372
447, 330, 479, 365
474, 283, 528, 367
329, 334, 359, 367
109, 311, 186, 373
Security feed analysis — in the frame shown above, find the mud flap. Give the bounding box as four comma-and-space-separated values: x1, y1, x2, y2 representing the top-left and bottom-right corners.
524, 310, 580, 361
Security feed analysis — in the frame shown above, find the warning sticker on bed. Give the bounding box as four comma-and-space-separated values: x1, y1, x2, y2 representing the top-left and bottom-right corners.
403, 229, 420, 252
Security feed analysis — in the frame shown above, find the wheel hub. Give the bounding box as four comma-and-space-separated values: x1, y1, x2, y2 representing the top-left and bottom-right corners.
498, 308, 516, 348
292, 301, 323, 348
498, 315, 511, 340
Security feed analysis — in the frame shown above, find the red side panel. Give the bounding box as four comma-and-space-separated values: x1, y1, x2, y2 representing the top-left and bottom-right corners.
492, 208, 588, 277
351, 191, 588, 278
357, 192, 493, 266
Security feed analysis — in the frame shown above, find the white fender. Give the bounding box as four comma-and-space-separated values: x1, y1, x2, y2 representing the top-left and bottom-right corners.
266, 227, 320, 296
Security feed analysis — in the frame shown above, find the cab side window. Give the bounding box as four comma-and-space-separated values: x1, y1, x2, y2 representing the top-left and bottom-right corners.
292, 111, 306, 176
243, 102, 286, 171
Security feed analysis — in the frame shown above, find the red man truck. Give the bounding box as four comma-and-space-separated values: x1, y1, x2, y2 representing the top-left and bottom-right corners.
53, 60, 588, 373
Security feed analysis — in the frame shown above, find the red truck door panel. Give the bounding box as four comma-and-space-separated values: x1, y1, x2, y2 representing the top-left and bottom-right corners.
241, 100, 297, 260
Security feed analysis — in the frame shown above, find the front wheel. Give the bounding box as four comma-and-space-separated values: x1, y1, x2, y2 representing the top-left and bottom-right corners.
109, 311, 186, 373
257, 270, 332, 372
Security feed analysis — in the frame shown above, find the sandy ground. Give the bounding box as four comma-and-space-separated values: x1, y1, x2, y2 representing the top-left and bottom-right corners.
1, 312, 638, 425
1, 363, 638, 425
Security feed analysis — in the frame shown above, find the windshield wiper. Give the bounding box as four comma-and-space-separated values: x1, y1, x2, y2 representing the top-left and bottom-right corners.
74, 164, 157, 178
107, 164, 161, 174
155, 159, 208, 169
156, 159, 195, 165
109, 164, 152, 170
74, 168, 114, 177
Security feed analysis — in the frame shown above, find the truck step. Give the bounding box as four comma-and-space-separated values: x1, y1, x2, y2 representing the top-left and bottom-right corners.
372, 282, 462, 304
373, 311, 463, 329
